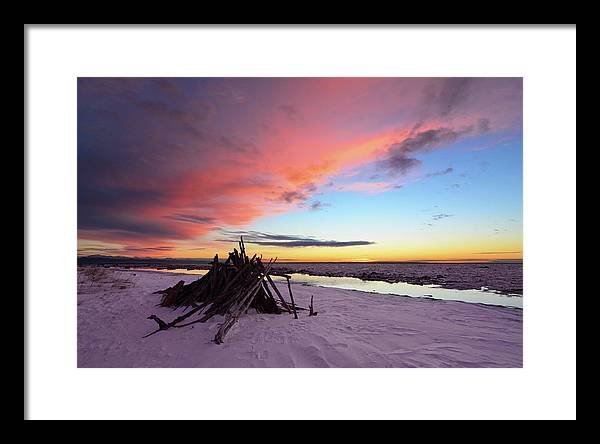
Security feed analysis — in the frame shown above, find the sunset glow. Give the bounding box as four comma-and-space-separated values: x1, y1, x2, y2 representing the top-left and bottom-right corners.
78, 77, 523, 262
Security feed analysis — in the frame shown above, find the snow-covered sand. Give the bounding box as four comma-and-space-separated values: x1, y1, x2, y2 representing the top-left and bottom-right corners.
77, 267, 522, 368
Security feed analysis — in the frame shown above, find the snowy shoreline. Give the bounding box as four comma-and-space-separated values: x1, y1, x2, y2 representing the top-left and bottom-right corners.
86, 260, 522, 295
78, 267, 523, 368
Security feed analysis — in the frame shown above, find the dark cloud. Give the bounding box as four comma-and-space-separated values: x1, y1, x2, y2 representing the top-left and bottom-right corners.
409, 121, 423, 135
435, 78, 472, 117
133, 99, 213, 128
152, 78, 183, 97
78, 186, 185, 239
220, 230, 309, 242
218, 230, 374, 248
378, 126, 477, 176
78, 210, 184, 239
400, 127, 472, 154
377, 115, 496, 177
432, 213, 453, 221
418, 78, 521, 126
77, 244, 178, 257
377, 79, 496, 177
304, 182, 317, 193
78, 185, 170, 211
123, 246, 174, 252
168, 214, 216, 224
309, 201, 330, 211
279, 190, 308, 203
252, 240, 374, 248
277, 183, 317, 204
426, 167, 454, 178
382, 155, 422, 175
279, 105, 299, 121
421, 78, 472, 118
135, 99, 171, 116
210, 85, 247, 103
77, 77, 144, 100
217, 135, 258, 154
477, 118, 491, 133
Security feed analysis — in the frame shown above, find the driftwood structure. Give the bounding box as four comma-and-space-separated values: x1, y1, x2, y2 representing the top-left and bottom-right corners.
144, 237, 309, 343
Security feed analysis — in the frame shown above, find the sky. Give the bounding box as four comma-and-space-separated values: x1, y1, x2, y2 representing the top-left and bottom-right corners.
77, 77, 522, 262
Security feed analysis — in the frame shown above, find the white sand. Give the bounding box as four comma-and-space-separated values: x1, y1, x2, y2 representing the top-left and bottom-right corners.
77, 267, 522, 368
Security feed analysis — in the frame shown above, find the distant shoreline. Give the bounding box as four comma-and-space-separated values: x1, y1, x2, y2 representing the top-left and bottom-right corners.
77, 256, 523, 266
77, 260, 523, 296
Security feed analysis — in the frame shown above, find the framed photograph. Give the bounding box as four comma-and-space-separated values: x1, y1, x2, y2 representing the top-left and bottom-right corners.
77, 76, 524, 368
25, 24, 576, 420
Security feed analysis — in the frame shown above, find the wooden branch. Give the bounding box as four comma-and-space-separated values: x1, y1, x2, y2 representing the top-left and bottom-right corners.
160, 280, 185, 306
143, 314, 170, 338
309, 295, 318, 316
213, 283, 261, 344
213, 259, 276, 344
265, 274, 292, 313
286, 277, 298, 319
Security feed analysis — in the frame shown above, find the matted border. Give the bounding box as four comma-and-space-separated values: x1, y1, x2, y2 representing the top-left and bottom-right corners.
25, 25, 576, 420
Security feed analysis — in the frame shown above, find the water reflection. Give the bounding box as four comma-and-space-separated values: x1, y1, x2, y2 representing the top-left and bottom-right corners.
128, 268, 209, 275
126, 267, 522, 309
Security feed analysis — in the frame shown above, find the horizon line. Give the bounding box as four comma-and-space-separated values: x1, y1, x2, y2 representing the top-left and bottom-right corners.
77, 254, 523, 264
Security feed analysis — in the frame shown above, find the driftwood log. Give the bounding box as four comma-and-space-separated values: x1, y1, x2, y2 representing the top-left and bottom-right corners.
286, 277, 298, 319
309, 295, 318, 316
143, 237, 305, 343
